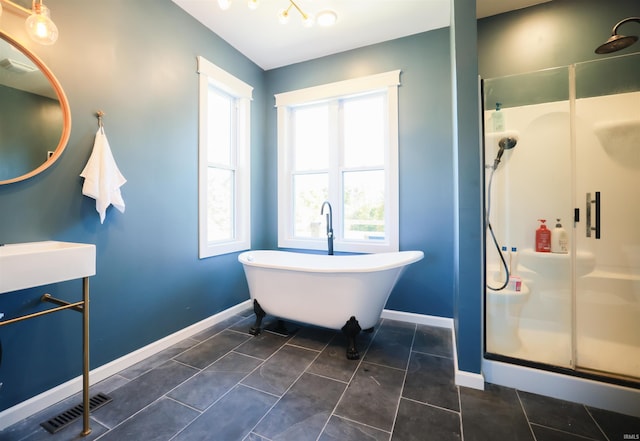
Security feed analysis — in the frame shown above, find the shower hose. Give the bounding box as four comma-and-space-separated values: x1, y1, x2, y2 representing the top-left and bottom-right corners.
486, 166, 509, 291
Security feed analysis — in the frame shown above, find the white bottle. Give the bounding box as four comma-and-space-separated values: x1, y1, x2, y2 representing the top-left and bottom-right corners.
551, 218, 569, 254
510, 246, 519, 276
492, 102, 505, 132
497, 245, 508, 282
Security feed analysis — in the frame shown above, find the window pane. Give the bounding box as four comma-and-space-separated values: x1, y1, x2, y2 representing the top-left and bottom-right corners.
293, 105, 329, 170
208, 86, 233, 166
293, 173, 328, 238
344, 94, 385, 167
343, 170, 385, 241
207, 167, 234, 242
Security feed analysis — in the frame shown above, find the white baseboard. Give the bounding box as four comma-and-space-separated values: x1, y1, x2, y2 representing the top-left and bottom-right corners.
383, 308, 640, 416
0, 300, 252, 431
483, 358, 640, 418
454, 369, 486, 390
381, 308, 454, 329
382, 308, 485, 390
7, 301, 634, 429
1, 305, 487, 430
448, 316, 485, 391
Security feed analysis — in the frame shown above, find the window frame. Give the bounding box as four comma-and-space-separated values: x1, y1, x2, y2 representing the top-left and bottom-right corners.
275, 70, 401, 253
197, 56, 253, 258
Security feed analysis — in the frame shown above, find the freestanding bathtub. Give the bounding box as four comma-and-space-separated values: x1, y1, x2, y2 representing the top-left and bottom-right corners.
238, 250, 424, 359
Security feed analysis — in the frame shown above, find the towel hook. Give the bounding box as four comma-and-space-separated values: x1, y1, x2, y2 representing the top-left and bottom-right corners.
96, 110, 105, 133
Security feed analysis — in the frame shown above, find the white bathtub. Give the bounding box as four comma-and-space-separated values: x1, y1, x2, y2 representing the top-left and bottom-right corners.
238, 250, 423, 358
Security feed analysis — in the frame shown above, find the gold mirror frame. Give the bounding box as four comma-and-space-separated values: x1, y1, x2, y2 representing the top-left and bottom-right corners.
0, 30, 71, 185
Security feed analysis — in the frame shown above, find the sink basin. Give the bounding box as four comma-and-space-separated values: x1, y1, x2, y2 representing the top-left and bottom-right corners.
0, 241, 96, 294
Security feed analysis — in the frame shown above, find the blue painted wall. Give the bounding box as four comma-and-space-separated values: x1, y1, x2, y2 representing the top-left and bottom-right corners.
478, 0, 640, 79
0, 0, 266, 411
451, 0, 483, 375
263, 30, 455, 316
0, 1, 458, 412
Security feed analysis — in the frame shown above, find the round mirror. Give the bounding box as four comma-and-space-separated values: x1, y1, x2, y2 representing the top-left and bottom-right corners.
0, 30, 71, 185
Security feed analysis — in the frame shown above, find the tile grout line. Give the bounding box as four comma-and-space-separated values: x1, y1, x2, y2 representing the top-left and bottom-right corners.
387, 322, 417, 441
515, 389, 539, 441
157, 322, 270, 440
529, 422, 602, 441
118, 313, 253, 382
315, 325, 382, 441
584, 405, 611, 441
167, 329, 292, 441
458, 374, 465, 441
94, 349, 229, 440
243, 337, 327, 440
411, 347, 455, 360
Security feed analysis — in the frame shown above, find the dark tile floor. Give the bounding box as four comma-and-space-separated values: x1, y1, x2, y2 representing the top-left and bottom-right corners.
2, 310, 639, 441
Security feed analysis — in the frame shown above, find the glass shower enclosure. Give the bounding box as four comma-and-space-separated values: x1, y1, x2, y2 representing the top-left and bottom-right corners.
483, 52, 639, 383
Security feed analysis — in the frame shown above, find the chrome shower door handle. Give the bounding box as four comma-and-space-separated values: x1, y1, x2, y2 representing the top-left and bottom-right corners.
585, 191, 601, 239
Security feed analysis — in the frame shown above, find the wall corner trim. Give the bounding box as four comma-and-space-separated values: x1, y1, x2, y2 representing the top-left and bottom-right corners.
380, 309, 485, 390
454, 369, 486, 390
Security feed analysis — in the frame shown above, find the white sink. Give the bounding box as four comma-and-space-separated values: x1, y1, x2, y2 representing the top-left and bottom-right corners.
0, 241, 96, 294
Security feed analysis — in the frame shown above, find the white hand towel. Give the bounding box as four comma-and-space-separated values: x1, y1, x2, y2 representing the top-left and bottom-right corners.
80, 128, 126, 224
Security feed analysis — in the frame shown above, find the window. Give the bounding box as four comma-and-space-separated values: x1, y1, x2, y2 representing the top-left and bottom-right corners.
276, 70, 401, 253
197, 56, 252, 258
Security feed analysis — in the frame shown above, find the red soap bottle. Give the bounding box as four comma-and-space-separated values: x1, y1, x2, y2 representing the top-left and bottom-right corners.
536, 219, 551, 252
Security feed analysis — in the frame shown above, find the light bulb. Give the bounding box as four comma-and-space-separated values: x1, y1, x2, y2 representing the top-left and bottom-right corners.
302, 13, 314, 28
247, 0, 259, 10
218, 0, 231, 10
278, 8, 290, 24
25, 3, 58, 45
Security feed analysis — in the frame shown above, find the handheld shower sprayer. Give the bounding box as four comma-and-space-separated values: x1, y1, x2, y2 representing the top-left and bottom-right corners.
486, 135, 518, 291
493, 136, 518, 170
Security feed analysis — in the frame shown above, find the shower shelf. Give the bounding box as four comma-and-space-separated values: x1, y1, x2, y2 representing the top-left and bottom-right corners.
519, 248, 596, 278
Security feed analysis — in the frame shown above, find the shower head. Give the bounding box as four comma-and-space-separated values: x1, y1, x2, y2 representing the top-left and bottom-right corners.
493, 136, 518, 170
498, 137, 518, 151
595, 17, 640, 54
596, 34, 638, 54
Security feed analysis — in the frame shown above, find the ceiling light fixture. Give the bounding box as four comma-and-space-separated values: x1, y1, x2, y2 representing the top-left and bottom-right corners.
0, 0, 59, 45
218, 0, 336, 28
25, 0, 58, 45
316, 10, 337, 27
277, 0, 313, 27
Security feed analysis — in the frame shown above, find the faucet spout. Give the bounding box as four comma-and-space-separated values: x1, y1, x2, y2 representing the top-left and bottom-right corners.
320, 201, 334, 255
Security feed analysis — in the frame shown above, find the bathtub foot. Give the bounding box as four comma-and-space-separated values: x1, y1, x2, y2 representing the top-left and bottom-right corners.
265, 319, 293, 337
342, 316, 362, 360
250, 300, 266, 335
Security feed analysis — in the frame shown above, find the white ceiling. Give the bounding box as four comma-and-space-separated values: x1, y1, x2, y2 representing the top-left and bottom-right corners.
172, 0, 551, 70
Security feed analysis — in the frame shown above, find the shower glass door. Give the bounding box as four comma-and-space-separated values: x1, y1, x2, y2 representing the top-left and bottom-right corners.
483, 66, 574, 368
573, 53, 640, 380
483, 52, 640, 383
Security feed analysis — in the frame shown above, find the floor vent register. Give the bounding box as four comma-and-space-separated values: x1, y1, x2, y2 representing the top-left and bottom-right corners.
40, 392, 112, 434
